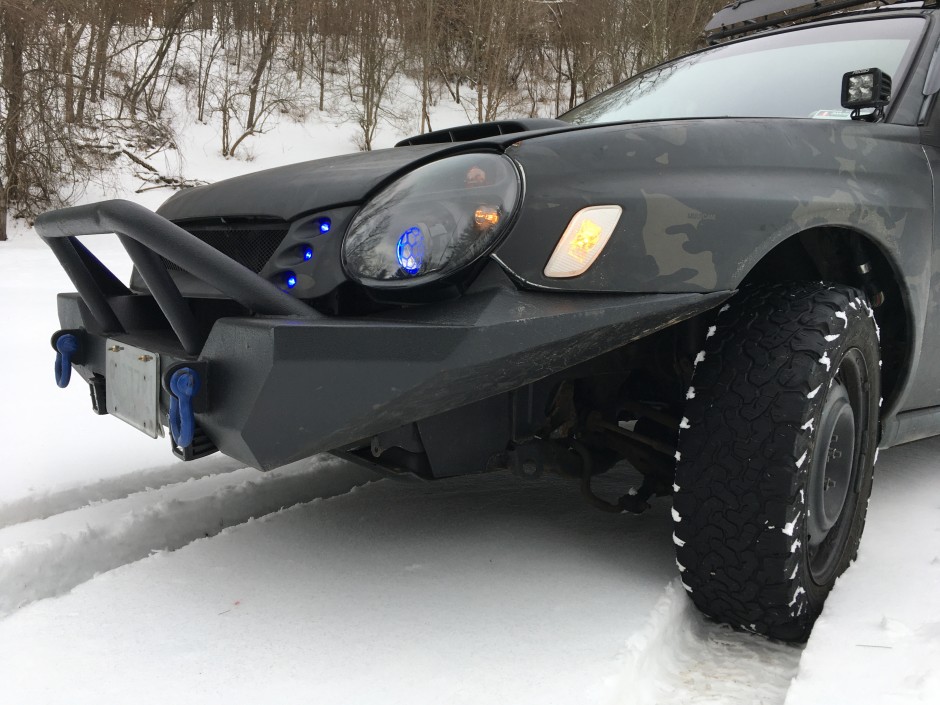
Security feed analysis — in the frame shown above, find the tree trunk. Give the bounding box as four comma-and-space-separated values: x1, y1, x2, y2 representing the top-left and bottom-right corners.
318, 39, 326, 112
1, 5, 25, 207
63, 22, 75, 123
0, 174, 8, 242
91, 12, 114, 102
76, 23, 97, 120
245, 1, 284, 132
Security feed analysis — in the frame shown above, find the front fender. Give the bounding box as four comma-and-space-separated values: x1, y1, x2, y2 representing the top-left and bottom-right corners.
496, 118, 931, 297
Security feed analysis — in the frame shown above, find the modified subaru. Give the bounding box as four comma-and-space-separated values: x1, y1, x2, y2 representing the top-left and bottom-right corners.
38, 0, 940, 640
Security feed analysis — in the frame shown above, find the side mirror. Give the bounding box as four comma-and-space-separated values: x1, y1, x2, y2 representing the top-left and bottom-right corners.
841, 68, 892, 122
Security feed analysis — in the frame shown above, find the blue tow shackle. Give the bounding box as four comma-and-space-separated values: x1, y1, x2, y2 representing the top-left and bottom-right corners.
169, 367, 201, 449
54, 334, 79, 388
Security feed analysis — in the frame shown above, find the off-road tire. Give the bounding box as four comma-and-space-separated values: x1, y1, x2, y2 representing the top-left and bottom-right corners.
672, 283, 879, 642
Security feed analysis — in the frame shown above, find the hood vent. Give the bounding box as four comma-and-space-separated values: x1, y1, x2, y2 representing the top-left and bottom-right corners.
395, 119, 567, 147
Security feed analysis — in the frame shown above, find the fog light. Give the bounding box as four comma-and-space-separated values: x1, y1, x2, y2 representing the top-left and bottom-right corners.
319, 218, 332, 234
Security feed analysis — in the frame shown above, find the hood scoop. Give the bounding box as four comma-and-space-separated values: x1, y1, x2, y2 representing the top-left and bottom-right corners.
396, 119, 567, 147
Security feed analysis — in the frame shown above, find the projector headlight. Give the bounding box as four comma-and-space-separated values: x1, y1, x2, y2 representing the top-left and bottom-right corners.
343, 153, 521, 287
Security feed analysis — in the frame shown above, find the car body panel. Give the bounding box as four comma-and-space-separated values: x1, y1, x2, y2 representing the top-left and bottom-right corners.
493, 117, 935, 418
497, 118, 932, 295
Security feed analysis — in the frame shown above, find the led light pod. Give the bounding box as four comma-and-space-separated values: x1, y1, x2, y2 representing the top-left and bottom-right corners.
841, 68, 891, 110
343, 153, 521, 287
543, 206, 622, 278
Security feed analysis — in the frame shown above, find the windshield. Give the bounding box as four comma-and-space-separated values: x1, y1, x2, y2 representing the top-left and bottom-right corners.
560, 18, 924, 124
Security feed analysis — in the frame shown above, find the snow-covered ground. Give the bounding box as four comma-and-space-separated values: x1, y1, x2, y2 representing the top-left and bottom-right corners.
1, 101, 939, 703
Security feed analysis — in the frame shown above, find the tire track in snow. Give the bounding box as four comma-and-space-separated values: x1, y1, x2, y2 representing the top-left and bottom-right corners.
0, 455, 378, 616
610, 580, 802, 705
0, 456, 245, 529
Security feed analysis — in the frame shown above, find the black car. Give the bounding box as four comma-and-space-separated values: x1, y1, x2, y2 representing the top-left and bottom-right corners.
38, 0, 940, 641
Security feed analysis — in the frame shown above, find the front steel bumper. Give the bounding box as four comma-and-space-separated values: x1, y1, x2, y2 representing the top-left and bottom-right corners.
38, 200, 732, 470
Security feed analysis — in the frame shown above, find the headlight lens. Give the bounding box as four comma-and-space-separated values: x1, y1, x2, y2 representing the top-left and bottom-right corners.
343, 153, 521, 287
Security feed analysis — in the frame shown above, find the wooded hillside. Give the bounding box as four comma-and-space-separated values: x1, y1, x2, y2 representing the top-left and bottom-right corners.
0, 0, 725, 239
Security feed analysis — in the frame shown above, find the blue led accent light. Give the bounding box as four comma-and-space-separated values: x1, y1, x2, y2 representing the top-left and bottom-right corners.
285, 272, 297, 288
303, 246, 314, 261
397, 226, 426, 275
319, 218, 331, 234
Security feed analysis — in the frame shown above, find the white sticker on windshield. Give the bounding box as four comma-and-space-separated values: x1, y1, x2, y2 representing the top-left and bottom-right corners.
810, 109, 853, 120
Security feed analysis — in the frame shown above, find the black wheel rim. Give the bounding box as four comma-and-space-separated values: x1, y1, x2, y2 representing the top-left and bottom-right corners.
806, 348, 868, 585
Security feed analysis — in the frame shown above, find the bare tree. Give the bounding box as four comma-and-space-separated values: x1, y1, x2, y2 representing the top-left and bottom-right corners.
1, 0, 30, 238
123, 0, 197, 117
0, 0, 730, 235
344, 2, 405, 150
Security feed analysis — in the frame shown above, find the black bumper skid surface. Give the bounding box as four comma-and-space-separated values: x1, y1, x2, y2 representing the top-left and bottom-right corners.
68, 289, 730, 470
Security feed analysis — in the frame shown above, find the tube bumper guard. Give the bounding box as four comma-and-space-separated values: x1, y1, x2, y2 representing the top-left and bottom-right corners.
38, 199, 733, 471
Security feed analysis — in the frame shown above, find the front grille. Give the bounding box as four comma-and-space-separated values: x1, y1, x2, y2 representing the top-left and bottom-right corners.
163, 221, 290, 274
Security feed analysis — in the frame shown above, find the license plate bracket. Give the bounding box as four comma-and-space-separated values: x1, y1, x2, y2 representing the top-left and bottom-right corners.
105, 340, 162, 438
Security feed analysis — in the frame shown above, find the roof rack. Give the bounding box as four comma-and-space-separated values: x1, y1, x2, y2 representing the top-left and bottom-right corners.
705, 0, 926, 43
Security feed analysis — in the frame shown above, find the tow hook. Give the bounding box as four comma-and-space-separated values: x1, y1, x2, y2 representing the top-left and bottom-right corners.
168, 367, 200, 449
52, 331, 80, 388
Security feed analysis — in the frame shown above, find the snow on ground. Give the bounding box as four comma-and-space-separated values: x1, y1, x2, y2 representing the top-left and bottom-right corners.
0, 470, 677, 705
785, 439, 940, 705
0, 455, 379, 616
0, 234, 175, 501
0, 425, 937, 704
612, 582, 800, 704
1, 95, 939, 703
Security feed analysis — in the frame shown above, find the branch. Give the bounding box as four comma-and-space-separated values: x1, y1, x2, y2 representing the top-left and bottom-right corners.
121, 149, 159, 173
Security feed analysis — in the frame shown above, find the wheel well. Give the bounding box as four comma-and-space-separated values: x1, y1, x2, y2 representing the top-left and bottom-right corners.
739, 227, 908, 408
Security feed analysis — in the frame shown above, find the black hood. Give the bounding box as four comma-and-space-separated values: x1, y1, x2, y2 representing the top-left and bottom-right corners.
156, 143, 458, 222
155, 120, 582, 223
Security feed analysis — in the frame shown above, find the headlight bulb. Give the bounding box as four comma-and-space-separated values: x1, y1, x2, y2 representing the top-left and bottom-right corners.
396, 226, 427, 276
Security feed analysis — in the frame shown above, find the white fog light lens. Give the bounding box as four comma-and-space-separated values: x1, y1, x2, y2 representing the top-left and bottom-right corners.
543, 206, 622, 278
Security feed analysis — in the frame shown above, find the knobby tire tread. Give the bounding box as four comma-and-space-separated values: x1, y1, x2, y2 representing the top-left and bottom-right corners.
672, 282, 879, 641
